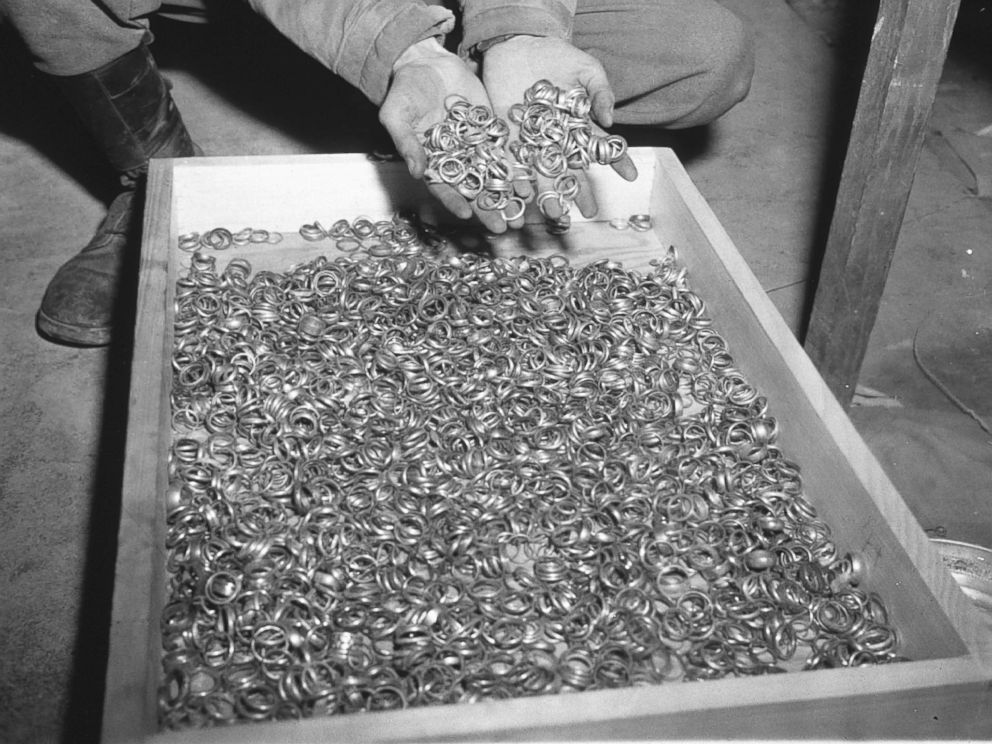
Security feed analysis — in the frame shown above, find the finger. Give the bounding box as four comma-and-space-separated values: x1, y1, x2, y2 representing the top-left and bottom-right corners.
588, 120, 638, 182
611, 153, 638, 182
590, 90, 615, 129
512, 176, 533, 202
427, 182, 473, 220
471, 204, 508, 234
504, 201, 527, 230
379, 111, 426, 178
573, 169, 598, 219
534, 175, 562, 220
581, 66, 615, 128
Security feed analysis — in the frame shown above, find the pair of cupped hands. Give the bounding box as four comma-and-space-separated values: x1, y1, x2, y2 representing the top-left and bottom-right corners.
379, 35, 638, 234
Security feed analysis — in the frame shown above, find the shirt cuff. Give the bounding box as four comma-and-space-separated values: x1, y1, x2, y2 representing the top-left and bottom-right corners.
341, 3, 456, 105
459, 0, 576, 58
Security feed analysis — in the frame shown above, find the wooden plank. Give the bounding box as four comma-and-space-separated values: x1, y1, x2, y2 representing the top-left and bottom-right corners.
102, 160, 177, 743
144, 668, 992, 742
804, 0, 962, 406
104, 150, 991, 743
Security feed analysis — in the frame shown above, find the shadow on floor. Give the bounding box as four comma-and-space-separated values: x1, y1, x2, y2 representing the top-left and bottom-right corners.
0, 26, 117, 204
149, 7, 397, 156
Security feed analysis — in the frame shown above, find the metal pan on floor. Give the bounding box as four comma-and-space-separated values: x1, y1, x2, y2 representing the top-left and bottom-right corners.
933, 537, 992, 616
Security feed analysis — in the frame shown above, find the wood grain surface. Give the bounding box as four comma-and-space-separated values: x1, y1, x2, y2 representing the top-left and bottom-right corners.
805, 0, 963, 405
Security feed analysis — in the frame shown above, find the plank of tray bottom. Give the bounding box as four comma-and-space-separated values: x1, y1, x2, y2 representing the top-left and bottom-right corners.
104, 149, 991, 743
168, 151, 655, 236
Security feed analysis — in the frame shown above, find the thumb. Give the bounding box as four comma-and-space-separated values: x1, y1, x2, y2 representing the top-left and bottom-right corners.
583, 67, 615, 128
380, 108, 426, 178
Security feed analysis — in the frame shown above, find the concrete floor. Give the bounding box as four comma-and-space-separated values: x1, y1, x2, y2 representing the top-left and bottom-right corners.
1, 1, 990, 742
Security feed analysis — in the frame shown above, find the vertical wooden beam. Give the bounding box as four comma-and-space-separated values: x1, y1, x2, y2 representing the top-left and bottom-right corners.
804, 0, 961, 406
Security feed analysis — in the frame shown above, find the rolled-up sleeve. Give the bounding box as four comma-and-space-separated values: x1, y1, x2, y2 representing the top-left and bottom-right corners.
245, 0, 456, 104
459, 0, 576, 56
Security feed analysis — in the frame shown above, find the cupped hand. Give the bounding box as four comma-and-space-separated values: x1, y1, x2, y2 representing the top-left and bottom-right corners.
482, 36, 637, 223
380, 39, 508, 233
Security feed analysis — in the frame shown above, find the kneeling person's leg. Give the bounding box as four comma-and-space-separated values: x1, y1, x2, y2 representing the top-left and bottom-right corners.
573, 0, 754, 129
35, 40, 199, 346
0, 0, 160, 75
1, 0, 200, 344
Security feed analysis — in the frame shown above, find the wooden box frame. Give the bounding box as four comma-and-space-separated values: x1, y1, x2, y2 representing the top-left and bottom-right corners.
104, 149, 992, 742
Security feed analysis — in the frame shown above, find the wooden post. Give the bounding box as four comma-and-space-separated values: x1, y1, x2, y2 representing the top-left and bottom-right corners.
804, 0, 961, 407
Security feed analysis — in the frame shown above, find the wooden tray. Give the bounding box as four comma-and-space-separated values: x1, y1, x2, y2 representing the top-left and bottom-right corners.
103, 149, 992, 741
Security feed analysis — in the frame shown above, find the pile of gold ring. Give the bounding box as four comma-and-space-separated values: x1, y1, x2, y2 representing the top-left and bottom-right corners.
178, 227, 283, 252
161, 215, 906, 729
423, 80, 628, 234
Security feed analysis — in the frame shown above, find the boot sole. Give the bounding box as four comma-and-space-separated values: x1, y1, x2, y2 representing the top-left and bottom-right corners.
36, 308, 112, 347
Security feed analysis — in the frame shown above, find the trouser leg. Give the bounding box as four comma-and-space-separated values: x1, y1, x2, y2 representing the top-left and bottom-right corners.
0, 0, 161, 75
2, 1, 201, 346
51, 41, 196, 178
572, 0, 755, 128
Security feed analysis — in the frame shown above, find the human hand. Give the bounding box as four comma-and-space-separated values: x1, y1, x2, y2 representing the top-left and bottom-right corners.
482, 36, 637, 221
380, 39, 507, 232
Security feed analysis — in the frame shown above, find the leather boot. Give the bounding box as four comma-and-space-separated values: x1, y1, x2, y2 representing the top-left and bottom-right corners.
37, 42, 198, 346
